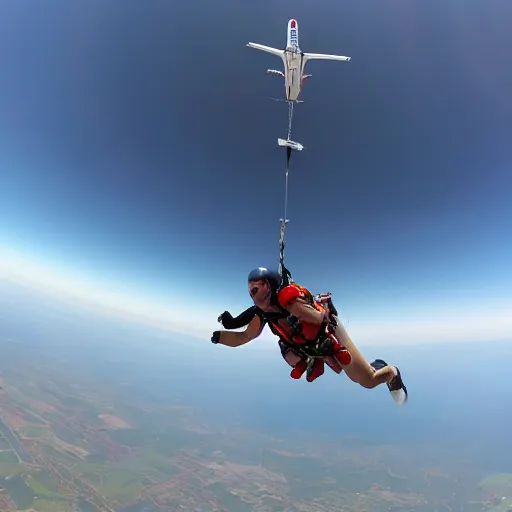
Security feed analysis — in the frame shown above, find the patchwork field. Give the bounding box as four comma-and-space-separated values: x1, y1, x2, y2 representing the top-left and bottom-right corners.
0, 334, 505, 512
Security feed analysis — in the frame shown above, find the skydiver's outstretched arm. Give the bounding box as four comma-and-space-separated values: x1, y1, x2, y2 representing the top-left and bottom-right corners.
218, 306, 257, 329
211, 315, 265, 347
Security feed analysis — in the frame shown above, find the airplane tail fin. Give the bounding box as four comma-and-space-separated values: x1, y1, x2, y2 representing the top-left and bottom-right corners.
303, 52, 351, 62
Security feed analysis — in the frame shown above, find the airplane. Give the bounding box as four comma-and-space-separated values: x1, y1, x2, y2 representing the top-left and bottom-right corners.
247, 19, 351, 104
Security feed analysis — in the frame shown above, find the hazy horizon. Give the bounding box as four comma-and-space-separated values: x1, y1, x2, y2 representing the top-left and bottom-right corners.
2, 249, 511, 347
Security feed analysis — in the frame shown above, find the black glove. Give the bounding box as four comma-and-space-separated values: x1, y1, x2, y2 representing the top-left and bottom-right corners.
211, 331, 221, 344
217, 311, 231, 325
217, 307, 257, 329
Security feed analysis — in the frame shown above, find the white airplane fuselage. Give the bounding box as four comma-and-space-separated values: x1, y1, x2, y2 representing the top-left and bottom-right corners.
282, 19, 306, 102
247, 19, 351, 103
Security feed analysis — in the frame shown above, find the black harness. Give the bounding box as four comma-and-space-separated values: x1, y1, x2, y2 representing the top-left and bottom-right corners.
255, 301, 340, 359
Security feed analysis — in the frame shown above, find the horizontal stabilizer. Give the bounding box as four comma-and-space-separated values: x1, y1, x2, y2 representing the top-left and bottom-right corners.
267, 97, 304, 103
278, 138, 304, 151
247, 42, 285, 57
303, 52, 351, 62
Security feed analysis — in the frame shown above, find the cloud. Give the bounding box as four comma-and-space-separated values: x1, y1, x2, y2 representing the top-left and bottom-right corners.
344, 306, 512, 346
0, 246, 221, 340
1, 245, 511, 347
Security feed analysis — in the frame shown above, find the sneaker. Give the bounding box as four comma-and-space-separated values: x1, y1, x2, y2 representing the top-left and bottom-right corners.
370, 359, 408, 405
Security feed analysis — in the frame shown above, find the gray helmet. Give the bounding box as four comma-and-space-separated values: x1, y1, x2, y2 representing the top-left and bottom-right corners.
247, 267, 282, 293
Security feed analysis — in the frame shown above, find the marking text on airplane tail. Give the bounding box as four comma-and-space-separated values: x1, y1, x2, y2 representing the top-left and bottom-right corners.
287, 19, 299, 50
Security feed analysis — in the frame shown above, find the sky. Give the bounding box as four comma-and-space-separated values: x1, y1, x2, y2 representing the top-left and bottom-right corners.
1, 0, 512, 346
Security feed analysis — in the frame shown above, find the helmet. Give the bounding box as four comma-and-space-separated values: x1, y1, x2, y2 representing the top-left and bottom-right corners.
247, 267, 281, 293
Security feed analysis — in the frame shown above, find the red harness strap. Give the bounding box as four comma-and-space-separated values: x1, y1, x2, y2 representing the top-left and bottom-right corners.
270, 283, 352, 369
276, 284, 327, 342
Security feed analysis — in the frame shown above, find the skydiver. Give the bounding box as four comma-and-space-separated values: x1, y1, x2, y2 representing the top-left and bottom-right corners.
212, 268, 408, 405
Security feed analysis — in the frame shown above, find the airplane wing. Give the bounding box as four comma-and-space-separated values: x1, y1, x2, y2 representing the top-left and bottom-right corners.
247, 42, 285, 57
303, 52, 351, 62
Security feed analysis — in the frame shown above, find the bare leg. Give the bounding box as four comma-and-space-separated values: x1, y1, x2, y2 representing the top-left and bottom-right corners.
332, 317, 397, 389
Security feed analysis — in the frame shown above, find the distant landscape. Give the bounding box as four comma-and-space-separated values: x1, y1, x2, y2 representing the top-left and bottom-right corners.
0, 282, 511, 511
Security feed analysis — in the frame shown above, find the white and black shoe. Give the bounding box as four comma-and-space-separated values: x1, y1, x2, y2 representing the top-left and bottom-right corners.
370, 359, 408, 405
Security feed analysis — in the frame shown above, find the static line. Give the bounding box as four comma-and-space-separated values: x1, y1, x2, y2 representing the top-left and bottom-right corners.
287, 101, 294, 140
278, 145, 293, 285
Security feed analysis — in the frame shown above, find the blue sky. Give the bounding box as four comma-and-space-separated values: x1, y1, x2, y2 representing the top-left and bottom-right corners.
1, 0, 511, 345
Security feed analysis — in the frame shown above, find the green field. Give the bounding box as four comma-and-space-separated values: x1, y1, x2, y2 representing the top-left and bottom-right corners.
100, 468, 145, 502
75, 461, 145, 503
261, 448, 419, 501
137, 448, 181, 478
21, 425, 51, 439
26, 471, 66, 500
480, 474, 512, 512
0, 461, 24, 477
480, 473, 512, 494
0, 449, 19, 463
28, 476, 58, 497
33, 499, 73, 512
23, 411, 48, 426
1, 474, 36, 509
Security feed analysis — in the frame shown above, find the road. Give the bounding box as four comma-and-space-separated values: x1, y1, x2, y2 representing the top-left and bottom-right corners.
0, 417, 34, 464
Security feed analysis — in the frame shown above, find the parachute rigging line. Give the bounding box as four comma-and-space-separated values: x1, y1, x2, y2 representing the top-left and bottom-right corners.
278, 101, 295, 287
287, 100, 294, 140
